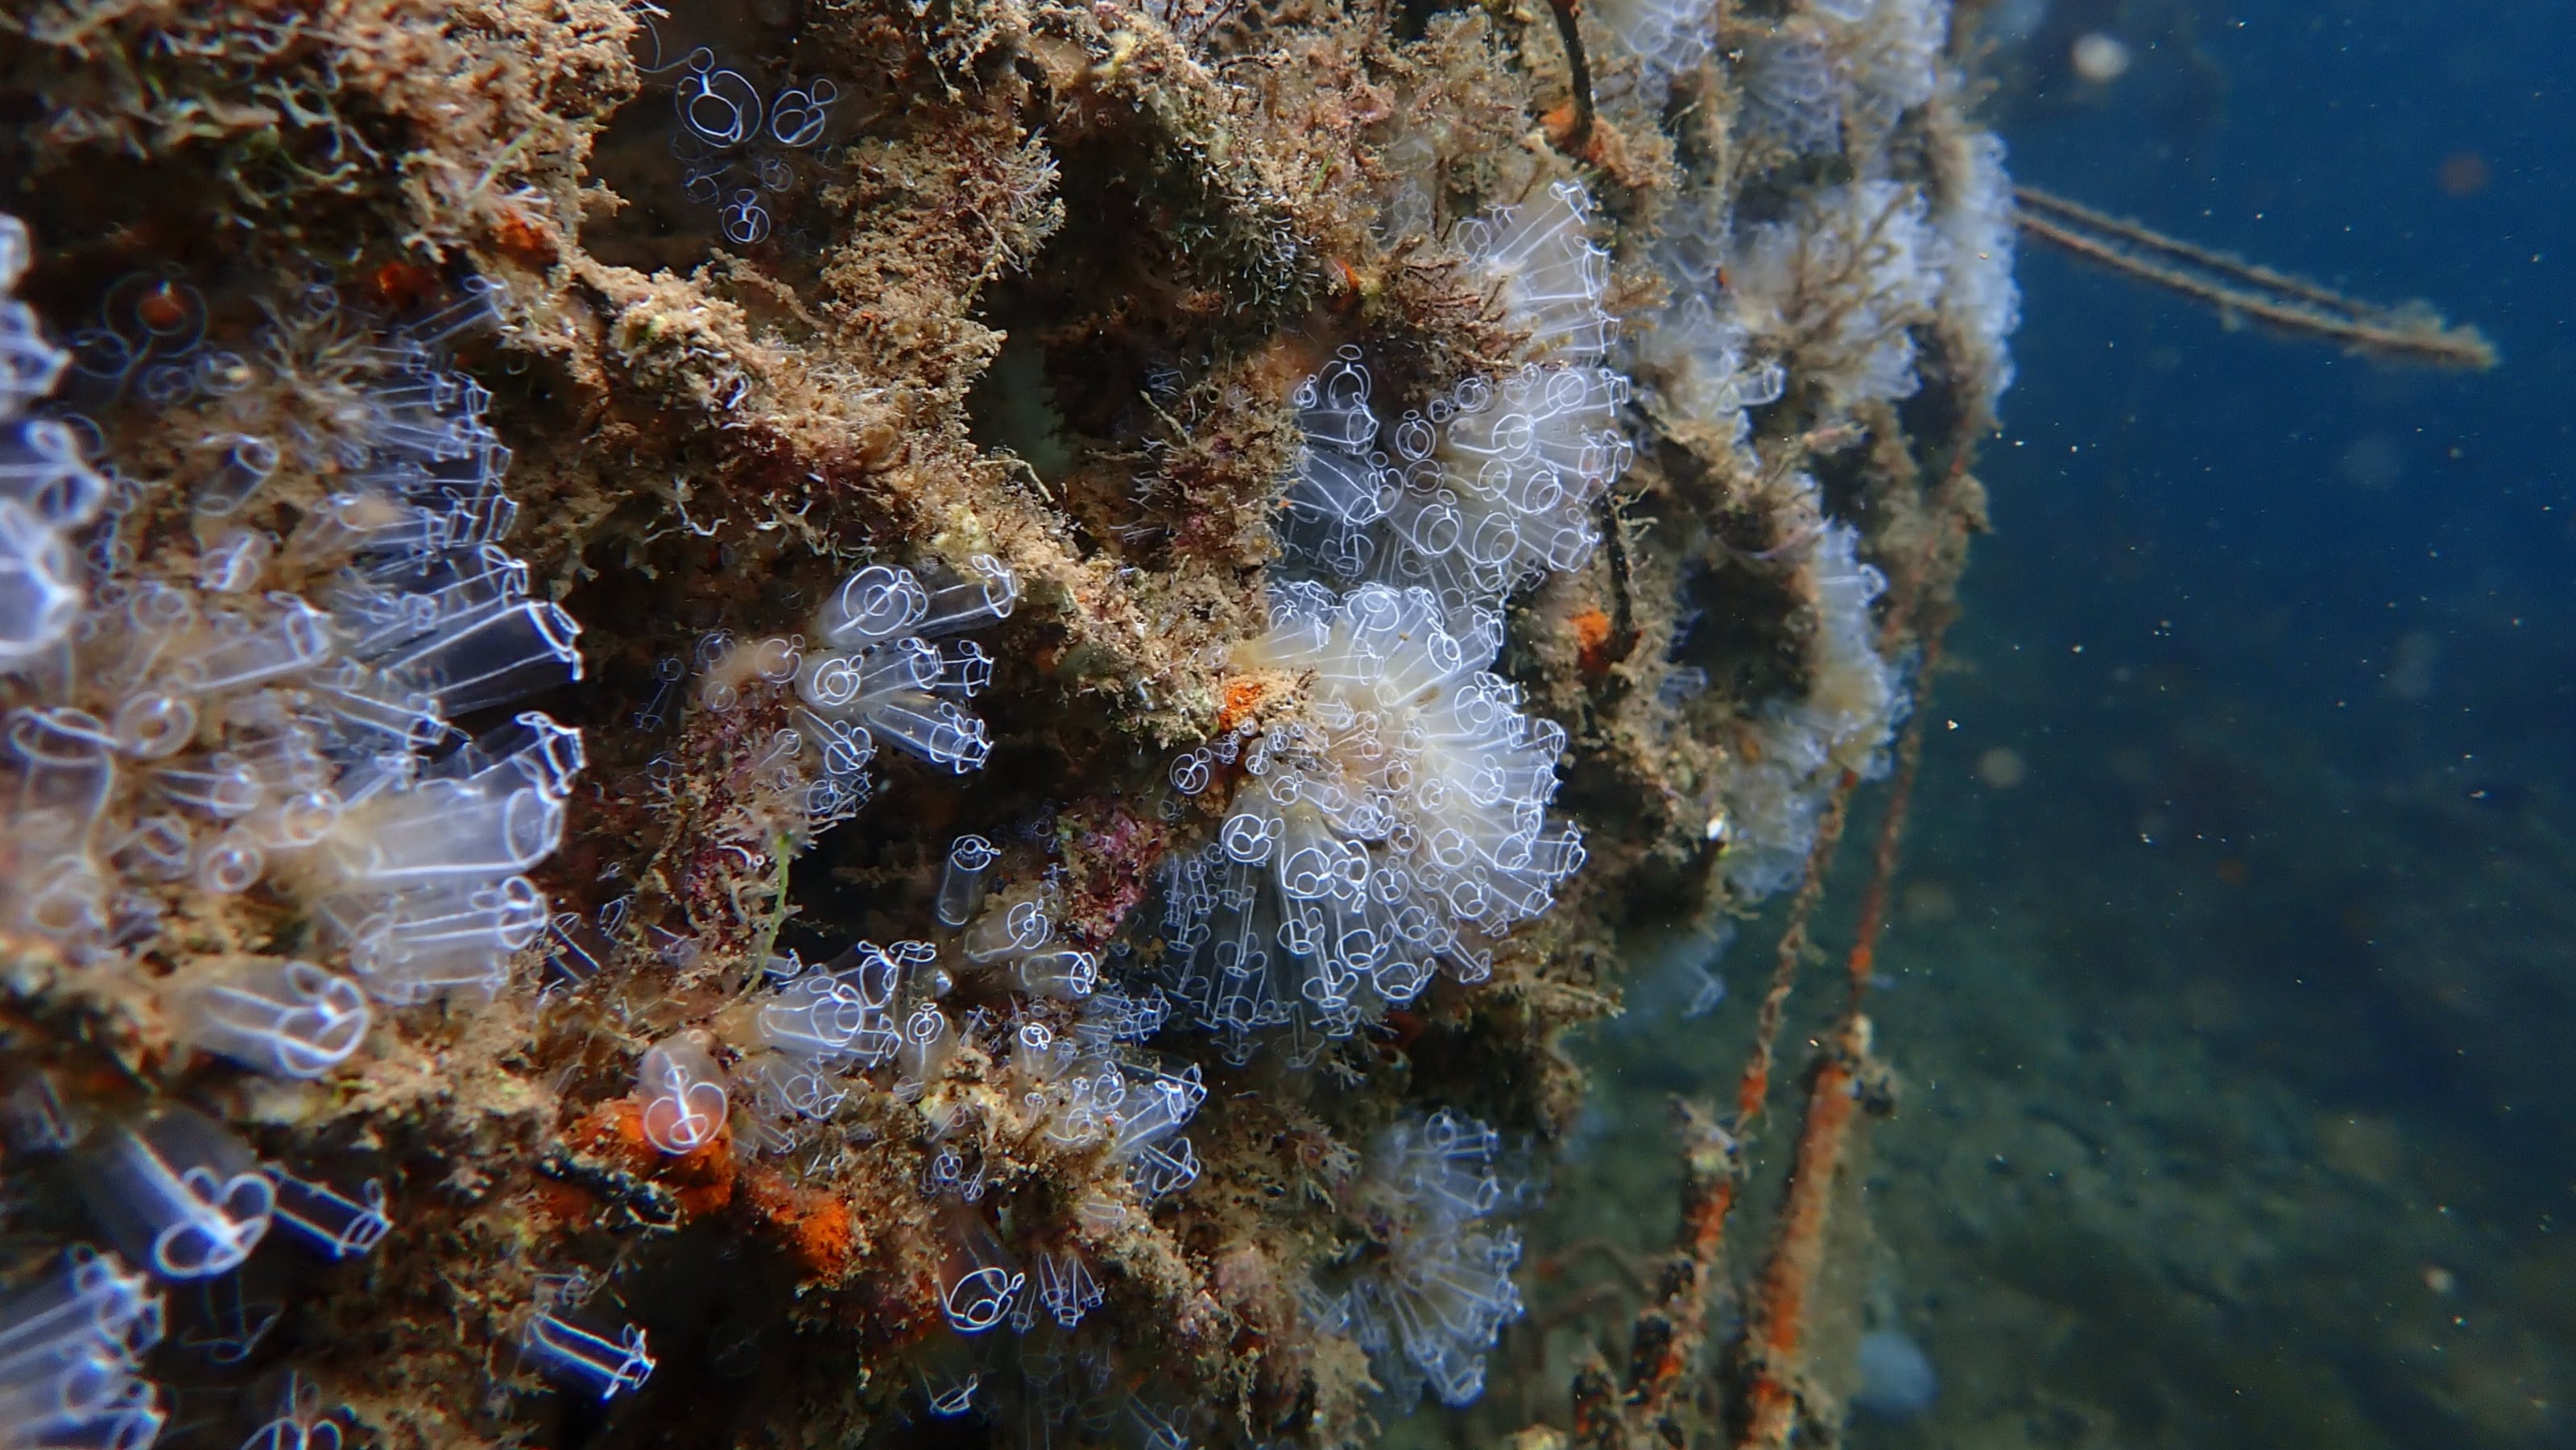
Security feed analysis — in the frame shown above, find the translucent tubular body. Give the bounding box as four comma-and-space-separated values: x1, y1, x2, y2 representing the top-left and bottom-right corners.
374, 598, 581, 713
937, 1213, 1025, 1335
266, 1167, 392, 1259
934, 834, 999, 927
744, 1051, 849, 1122
916, 554, 1017, 635
324, 874, 547, 1003
10, 706, 117, 828
0, 1251, 163, 1384
192, 434, 279, 517
818, 564, 927, 646
330, 545, 527, 654
0, 277, 69, 407
427, 712, 585, 800
75, 1109, 275, 1279
851, 637, 939, 701
865, 695, 987, 771
0, 418, 107, 525
245, 789, 341, 850
754, 973, 876, 1064
151, 756, 260, 818
107, 692, 193, 760
1011, 948, 1097, 1000
1464, 181, 1615, 360
0, 498, 81, 662
164, 959, 370, 1078
932, 640, 992, 696
304, 663, 444, 750
396, 276, 504, 349
1034, 1250, 1103, 1330
961, 899, 1049, 963
327, 778, 564, 882
896, 1004, 953, 1085
166, 600, 332, 695
636, 1035, 726, 1155
523, 1312, 655, 1401
0, 1372, 164, 1450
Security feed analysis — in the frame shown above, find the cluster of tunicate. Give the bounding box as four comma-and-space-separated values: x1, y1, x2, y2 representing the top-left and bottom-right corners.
0, 1246, 166, 1448
922, 1017, 1205, 1331
1590, 0, 1722, 105
1627, 190, 1789, 455
908, 1004, 1203, 1446
792, 556, 1012, 791
1811, 0, 1944, 141
1155, 581, 1584, 1062
721, 938, 924, 1142
1715, 511, 1904, 898
1602, 0, 2010, 915
1738, 27, 1845, 155
688, 556, 1011, 845
0, 217, 98, 668
1731, 0, 1941, 156
0, 246, 584, 1018
1629, 0, 2014, 431
1930, 127, 2022, 403
660, 47, 842, 246
691, 882, 1202, 1208
1307, 1110, 1526, 1408
661, 876, 1215, 1439
909, 1320, 1200, 1450
0, 1080, 404, 1444
1282, 183, 1631, 633
1728, 180, 1947, 410
0, 228, 647, 1425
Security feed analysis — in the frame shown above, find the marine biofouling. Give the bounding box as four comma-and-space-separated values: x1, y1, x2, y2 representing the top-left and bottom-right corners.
0, 0, 2016, 1438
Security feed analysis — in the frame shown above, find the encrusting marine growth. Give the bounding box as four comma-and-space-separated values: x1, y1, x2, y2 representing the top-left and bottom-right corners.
0, 0, 2036, 1440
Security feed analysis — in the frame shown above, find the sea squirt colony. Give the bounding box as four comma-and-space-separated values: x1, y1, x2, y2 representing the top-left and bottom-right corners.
0, 0, 2017, 1438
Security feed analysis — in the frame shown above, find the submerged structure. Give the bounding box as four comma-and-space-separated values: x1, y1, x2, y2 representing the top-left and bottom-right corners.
0, 0, 2013, 1442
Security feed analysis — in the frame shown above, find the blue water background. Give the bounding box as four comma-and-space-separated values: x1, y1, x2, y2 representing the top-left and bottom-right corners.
1983, 0, 2571, 1196
1859, 0, 2575, 1442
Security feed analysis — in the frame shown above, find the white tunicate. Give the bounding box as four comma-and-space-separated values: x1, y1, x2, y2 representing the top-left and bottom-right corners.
266, 1167, 393, 1260
74, 1108, 275, 1280
636, 1034, 727, 1155
0, 1248, 168, 1450
191, 433, 278, 516
1715, 515, 1904, 900
1156, 583, 1582, 1060
0, 246, 583, 978
961, 897, 1050, 964
1590, 0, 1721, 105
0, 499, 82, 665
772, 557, 1005, 816
316, 873, 549, 1005
1280, 186, 1629, 633
1933, 128, 2022, 402
935, 833, 999, 927
1729, 180, 1945, 409
1310, 1110, 1526, 1408
163, 958, 370, 1079
523, 1307, 655, 1401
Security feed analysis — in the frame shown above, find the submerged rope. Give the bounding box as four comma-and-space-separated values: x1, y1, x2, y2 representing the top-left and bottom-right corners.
2013, 184, 2499, 371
